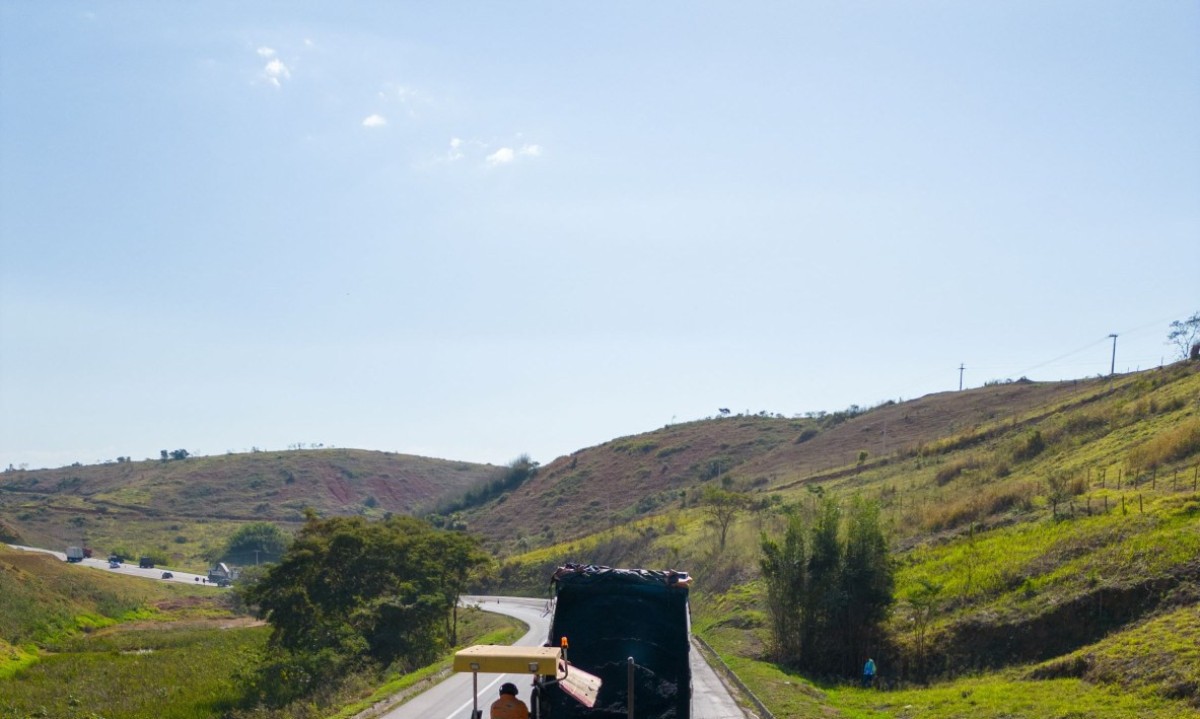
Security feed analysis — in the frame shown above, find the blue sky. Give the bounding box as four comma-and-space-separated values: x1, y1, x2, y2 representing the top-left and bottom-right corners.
2, 2, 1198, 470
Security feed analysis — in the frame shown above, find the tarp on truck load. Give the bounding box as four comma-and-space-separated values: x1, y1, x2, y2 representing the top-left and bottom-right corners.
545, 564, 691, 718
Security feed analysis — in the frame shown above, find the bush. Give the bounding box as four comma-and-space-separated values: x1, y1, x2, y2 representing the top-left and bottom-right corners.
1128, 418, 1200, 471
1013, 431, 1047, 462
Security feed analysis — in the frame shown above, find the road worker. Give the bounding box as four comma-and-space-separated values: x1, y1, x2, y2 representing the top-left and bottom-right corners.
490, 682, 529, 719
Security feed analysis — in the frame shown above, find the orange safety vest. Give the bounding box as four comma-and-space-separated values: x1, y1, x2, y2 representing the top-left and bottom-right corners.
490, 695, 529, 719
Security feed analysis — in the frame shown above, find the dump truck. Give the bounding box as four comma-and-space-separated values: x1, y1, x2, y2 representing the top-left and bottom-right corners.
543, 564, 692, 718
207, 562, 239, 587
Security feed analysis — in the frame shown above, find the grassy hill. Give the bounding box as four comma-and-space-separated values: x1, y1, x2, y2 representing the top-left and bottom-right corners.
472, 362, 1200, 716
457, 372, 1127, 551
0, 544, 520, 719
0, 448, 502, 571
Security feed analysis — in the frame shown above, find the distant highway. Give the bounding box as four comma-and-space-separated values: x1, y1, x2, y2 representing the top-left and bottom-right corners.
5, 544, 218, 587
379, 595, 747, 719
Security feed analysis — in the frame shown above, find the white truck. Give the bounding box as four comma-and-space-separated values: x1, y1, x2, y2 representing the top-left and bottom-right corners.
65, 546, 85, 563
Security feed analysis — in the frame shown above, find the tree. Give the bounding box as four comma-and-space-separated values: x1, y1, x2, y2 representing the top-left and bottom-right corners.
804, 497, 843, 666
906, 577, 943, 680
701, 486, 750, 550
1046, 473, 1071, 518
1167, 312, 1200, 360
840, 497, 895, 673
759, 497, 895, 675
760, 513, 806, 661
220, 521, 291, 565
241, 513, 491, 706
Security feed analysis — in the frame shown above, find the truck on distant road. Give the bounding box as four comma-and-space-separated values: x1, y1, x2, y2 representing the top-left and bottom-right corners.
543, 564, 692, 718
66, 546, 85, 563
208, 562, 239, 587
139, 557, 155, 568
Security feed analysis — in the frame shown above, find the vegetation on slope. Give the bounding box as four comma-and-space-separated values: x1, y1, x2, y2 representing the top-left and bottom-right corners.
487, 362, 1200, 716
0, 448, 503, 571
1, 532, 516, 719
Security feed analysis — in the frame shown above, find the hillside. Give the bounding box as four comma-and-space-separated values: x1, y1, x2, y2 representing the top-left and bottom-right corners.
478, 362, 1200, 716
0, 448, 502, 570
460, 373, 1118, 550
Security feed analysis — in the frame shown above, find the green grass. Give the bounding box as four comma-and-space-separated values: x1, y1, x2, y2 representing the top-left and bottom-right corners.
825, 675, 1194, 718
891, 500, 1200, 637
0, 624, 268, 719
1030, 605, 1200, 703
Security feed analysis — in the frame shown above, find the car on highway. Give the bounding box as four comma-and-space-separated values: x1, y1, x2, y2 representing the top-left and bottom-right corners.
161, 571, 174, 579
108, 560, 120, 568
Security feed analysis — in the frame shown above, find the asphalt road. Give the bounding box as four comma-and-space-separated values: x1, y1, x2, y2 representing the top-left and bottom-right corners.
379, 595, 747, 719
6, 544, 219, 587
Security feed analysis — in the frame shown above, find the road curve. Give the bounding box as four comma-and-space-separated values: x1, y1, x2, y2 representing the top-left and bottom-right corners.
378, 595, 747, 719
378, 595, 552, 719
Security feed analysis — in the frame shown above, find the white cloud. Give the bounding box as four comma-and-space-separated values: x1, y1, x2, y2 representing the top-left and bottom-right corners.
257, 46, 276, 57
520, 144, 543, 157
263, 58, 291, 87
448, 138, 464, 161
362, 114, 387, 128
486, 147, 516, 166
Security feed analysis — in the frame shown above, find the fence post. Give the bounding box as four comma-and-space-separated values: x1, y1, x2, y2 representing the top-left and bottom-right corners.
627, 657, 635, 719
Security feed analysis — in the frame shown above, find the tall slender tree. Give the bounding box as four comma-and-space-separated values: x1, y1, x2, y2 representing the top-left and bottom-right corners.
760, 512, 806, 660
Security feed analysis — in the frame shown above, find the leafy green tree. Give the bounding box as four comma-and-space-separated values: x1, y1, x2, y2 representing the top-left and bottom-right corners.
840, 496, 895, 673
804, 497, 843, 665
220, 521, 290, 566
240, 513, 490, 706
760, 512, 806, 661
759, 497, 894, 675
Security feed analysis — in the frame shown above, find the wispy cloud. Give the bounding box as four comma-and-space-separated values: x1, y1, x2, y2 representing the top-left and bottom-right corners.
362, 114, 387, 128
257, 46, 276, 58
427, 136, 543, 169
485, 143, 544, 167
262, 57, 291, 88
486, 147, 516, 166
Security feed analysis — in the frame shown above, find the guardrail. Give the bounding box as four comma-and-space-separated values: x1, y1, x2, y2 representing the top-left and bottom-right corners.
691, 635, 775, 719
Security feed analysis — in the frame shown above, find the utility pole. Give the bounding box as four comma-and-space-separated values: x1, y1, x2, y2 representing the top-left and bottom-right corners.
1108, 334, 1118, 376
958, 363, 966, 391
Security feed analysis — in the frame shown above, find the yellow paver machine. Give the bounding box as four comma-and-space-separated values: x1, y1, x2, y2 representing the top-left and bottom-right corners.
453, 642, 600, 719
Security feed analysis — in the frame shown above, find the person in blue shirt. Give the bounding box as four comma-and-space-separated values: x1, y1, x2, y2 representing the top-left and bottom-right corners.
862, 657, 876, 688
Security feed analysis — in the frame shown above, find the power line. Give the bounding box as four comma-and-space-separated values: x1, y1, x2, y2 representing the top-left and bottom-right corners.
1011, 336, 1111, 378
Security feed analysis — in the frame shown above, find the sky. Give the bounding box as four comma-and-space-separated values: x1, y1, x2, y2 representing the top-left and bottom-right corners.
1, 2, 1198, 471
